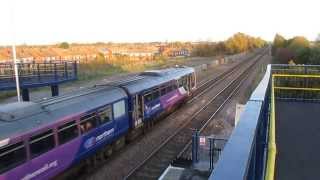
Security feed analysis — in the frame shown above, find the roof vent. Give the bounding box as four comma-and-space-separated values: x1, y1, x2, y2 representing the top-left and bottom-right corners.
139, 71, 162, 76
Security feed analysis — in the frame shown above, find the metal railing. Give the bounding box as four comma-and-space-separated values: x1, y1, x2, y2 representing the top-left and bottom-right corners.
272, 65, 320, 101
265, 75, 276, 180
0, 61, 77, 90
209, 65, 271, 180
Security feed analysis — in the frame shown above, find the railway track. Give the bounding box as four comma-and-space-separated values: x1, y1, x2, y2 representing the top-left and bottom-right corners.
124, 49, 268, 180
61, 49, 266, 180
190, 50, 259, 102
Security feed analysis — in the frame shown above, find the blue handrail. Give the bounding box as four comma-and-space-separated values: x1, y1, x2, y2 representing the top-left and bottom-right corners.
0, 61, 77, 90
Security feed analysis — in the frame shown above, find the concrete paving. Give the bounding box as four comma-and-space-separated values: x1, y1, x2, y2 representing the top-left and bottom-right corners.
275, 101, 320, 180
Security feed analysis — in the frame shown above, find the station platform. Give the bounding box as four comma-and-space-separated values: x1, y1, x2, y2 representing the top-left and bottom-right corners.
275, 101, 320, 180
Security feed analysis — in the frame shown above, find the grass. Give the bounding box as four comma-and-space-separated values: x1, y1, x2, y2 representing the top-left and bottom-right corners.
78, 63, 125, 81
78, 58, 169, 80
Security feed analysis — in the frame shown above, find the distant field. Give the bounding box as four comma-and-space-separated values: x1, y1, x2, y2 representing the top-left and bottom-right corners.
76, 55, 204, 81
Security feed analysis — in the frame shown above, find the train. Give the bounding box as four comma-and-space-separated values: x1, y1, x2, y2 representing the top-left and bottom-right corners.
0, 67, 196, 180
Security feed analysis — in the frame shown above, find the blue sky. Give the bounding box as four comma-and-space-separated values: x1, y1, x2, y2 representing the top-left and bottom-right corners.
0, 0, 319, 45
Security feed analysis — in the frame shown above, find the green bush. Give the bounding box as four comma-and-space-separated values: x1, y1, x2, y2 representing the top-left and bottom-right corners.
272, 34, 320, 65
59, 42, 70, 49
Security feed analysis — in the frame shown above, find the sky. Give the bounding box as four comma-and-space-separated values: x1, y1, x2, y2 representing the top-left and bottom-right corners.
0, 0, 319, 45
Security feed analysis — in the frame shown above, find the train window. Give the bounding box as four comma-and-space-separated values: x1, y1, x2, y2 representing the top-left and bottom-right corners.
30, 130, 55, 158
58, 120, 78, 145
0, 142, 26, 173
144, 93, 152, 103
160, 88, 166, 96
191, 74, 195, 87
183, 76, 188, 85
172, 83, 178, 90
80, 113, 98, 134
166, 86, 173, 93
99, 106, 112, 123
178, 79, 183, 87
181, 76, 188, 89
113, 100, 125, 119
153, 90, 160, 100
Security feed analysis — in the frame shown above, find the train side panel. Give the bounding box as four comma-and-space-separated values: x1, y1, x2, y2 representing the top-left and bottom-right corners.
0, 137, 82, 180
144, 87, 188, 119
75, 100, 129, 161
0, 99, 130, 180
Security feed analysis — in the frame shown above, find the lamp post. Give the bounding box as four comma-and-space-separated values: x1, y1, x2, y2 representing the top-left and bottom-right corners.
12, 44, 21, 102
10, 0, 21, 102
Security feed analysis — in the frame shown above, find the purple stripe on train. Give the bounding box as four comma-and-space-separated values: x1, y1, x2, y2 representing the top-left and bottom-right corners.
0, 139, 81, 180
160, 87, 187, 109
144, 87, 187, 118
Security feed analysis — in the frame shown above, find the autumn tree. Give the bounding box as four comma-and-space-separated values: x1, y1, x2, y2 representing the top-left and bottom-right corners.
287, 36, 310, 51
59, 42, 70, 49
191, 33, 265, 57
225, 33, 249, 53
272, 34, 286, 55
224, 33, 266, 54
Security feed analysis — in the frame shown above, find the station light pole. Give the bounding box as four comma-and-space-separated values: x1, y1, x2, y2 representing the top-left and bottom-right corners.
10, 0, 21, 102
12, 44, 21, 102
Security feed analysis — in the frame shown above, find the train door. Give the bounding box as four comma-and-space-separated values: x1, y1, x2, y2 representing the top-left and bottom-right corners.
188, 73, 195, 91
133, 94, 143, 128
187, 75, 191, 91
193, 72, 196, 88
183, 76, 189, 92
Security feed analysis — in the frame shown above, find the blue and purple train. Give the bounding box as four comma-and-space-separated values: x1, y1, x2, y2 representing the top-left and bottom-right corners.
0, 67, 196, 180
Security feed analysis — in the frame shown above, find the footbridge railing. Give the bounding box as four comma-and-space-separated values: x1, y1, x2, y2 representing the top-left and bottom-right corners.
0, 61, 78, 100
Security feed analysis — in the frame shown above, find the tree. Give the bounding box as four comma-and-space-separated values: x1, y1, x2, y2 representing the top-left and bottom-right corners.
275, 48, 295, 64
59, 42, 70, 49
214, 42, 227, 55
225, 33, 250, 53
309, 47, 320, 65
95, 52, 106, 62
286, 36, 310, 64
294, 47, 310, 64
191, 33, 266, 57
272, 34, 286, 55
287, 36, 310, 51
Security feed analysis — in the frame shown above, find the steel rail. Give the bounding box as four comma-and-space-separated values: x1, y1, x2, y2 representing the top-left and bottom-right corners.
124, 49, 268, 180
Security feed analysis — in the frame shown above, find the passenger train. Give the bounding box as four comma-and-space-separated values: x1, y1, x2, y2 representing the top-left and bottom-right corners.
0, 67, 196, 180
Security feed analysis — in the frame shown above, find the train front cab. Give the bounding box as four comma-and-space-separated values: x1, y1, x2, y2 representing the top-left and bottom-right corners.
177, 71, 196, 96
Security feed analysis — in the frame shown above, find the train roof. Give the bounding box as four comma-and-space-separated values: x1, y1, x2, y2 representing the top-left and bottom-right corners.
0, 86, 127, 141
104, 67, 195, 95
